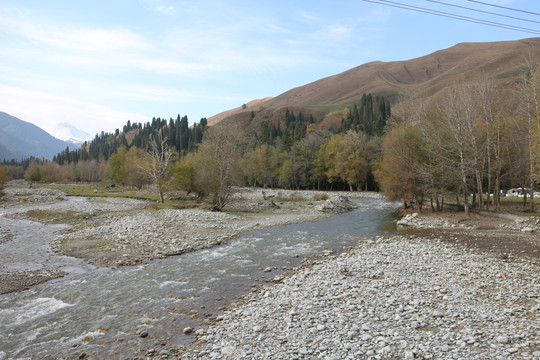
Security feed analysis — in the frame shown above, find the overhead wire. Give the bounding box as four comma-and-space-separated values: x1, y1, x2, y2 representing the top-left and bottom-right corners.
467, 0, 540, 17
361, 0, 540, 35
427, 0, 540, 25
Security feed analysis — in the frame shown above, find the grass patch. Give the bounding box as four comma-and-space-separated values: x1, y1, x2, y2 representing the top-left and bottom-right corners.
26, 209, 93, 224
38, 184, 161, 202
499, 196, 540, 204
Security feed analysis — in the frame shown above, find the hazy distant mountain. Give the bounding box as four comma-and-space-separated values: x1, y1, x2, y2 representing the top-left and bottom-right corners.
53, 122, 92, 144
0, 112, 79, 161
209, 37, 540, 131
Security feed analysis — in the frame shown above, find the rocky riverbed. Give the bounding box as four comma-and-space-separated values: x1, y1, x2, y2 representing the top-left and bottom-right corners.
2, 183, 539, 360
182, 234, 540, 360
0, 183, 375, 294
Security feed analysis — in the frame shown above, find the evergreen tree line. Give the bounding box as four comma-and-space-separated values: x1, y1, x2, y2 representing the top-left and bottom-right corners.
53, 115, 207, 165
339, 94, 391, 136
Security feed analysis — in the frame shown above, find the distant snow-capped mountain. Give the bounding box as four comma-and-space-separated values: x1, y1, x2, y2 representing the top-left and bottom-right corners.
0, 112, 80, 161
53, 122, 92, 144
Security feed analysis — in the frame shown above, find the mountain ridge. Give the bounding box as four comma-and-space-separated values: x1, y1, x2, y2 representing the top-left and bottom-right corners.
209, 37, 540, 129
0, 112, 79, 161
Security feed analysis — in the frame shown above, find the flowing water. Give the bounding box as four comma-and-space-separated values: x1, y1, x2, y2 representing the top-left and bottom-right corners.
0, 198, 398, 360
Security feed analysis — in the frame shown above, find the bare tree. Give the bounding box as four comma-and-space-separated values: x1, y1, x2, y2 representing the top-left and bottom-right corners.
517, 53, 540, 212
473, 75, 498, 211
138, 131, 176, 203
437, 83, 479, 216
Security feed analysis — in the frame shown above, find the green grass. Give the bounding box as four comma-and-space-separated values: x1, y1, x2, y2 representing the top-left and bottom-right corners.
26, 209, 93, 224
38, 184, 160, 202
499, 196, 540, 204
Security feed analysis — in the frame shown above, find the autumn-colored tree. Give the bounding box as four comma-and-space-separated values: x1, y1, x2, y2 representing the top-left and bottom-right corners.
321, 131, 376, 191
249, 144, 278, 188
193, 126, 243, 210
109, 145, 129, 186
375, 122, 426, 209
125, 146, 150, 189
24, 159, 42, 182
39, 162, 61, 183
169, 153, 200, 196
323, 133, 347, 189
0, 164, 9, 188
76, 159, 108, 182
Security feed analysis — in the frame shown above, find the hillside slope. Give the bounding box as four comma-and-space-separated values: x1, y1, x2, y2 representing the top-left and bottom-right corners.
211, 37, 540, 130
0, 112, 77, 161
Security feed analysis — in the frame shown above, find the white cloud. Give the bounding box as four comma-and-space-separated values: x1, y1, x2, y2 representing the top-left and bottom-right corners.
0, 86, 148, 140
141, 0, 175, 15
313, 24, 353, 41
0, 12, 151, 53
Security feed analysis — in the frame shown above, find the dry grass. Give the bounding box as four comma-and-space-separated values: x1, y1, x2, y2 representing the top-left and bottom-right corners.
276, 192, 307, 202
313, 193, 329, 201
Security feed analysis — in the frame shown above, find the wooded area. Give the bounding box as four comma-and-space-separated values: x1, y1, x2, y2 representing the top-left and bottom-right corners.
1, 57, 539, 214
376, 59, 540, 213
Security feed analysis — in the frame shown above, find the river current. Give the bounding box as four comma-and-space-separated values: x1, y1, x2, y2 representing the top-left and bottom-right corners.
0, 198, 397, 359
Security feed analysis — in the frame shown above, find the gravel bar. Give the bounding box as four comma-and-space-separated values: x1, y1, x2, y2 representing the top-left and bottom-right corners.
183, 235, 540, 360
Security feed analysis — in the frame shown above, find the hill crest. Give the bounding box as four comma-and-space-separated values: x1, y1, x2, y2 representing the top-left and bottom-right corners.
210, 37, 540, 129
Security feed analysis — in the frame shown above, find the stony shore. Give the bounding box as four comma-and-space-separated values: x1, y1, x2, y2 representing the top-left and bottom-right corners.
182, 234, 540, 360
1, 183, 539, 360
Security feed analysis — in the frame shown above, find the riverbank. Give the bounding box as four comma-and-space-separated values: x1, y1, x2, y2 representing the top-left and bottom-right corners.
0, 183, 371, 294
182, 233, 540, 359
176, 208, 540, 360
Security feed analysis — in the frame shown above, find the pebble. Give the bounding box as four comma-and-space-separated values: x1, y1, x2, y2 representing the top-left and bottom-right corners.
496, 336, 509, 344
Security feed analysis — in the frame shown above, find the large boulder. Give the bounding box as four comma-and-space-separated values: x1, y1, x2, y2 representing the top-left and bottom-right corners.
317, 195, 357, 213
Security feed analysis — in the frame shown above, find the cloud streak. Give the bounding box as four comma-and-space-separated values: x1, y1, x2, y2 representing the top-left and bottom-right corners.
0, 85, 148, 140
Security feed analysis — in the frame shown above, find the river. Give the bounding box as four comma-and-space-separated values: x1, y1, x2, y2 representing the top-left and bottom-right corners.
0, 198, 397, 360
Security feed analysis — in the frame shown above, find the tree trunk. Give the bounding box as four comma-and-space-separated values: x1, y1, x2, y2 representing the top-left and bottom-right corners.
530, 181, 536, 212
463, 191, 470, 216
158, 186, 164, 203
475, 170, 484, 210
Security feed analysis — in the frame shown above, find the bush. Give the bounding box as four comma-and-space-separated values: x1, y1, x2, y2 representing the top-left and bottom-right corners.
313, 193, 329, 201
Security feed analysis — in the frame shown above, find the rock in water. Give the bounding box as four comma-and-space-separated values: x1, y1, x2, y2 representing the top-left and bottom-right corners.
317, 195, 356, 213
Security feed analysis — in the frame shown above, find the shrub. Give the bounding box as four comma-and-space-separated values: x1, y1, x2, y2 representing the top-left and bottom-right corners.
313, 193, 329, 201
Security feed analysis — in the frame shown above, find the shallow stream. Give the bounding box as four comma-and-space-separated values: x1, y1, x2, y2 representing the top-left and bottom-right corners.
0, 198, 397, 359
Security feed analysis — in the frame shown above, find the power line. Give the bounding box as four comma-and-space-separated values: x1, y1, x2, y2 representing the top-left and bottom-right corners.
427, 0, 540, 25
362, 0, 540, 35
467, 0, 540, 17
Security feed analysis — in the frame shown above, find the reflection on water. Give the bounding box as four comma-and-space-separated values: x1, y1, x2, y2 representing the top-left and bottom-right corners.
0, 198, 398, 359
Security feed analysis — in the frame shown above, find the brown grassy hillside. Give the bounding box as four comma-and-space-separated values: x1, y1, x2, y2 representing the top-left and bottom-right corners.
209, 37, 540, 131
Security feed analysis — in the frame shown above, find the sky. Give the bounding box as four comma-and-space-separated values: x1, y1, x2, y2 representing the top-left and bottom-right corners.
1, 0, 540, 141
